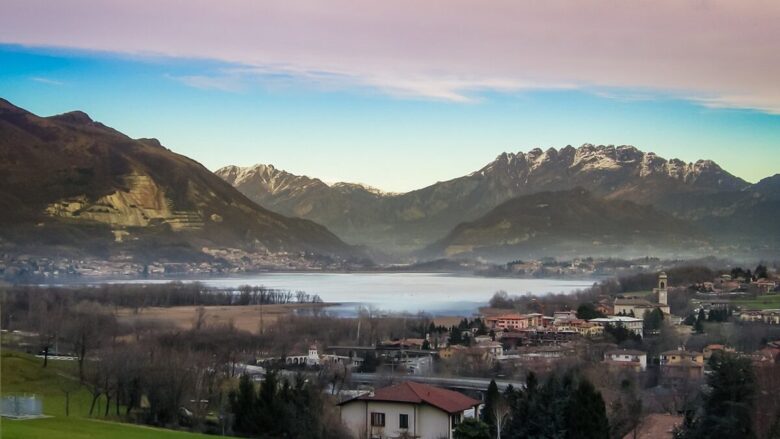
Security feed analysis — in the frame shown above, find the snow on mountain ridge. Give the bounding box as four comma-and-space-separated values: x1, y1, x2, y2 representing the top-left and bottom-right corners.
478, 144, 732, 183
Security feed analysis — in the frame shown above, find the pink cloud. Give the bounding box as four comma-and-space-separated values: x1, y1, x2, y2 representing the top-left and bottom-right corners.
2, 0, 779, 111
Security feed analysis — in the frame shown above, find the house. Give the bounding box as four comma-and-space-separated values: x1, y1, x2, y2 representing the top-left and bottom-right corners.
284, 344, 324, 366
604, 349, 647, 371
739, 310, 764, 323
659, 350, 704, 367
589, 316, 644, 336
753, 279, 777, 293
659, 350, 704, 385
284, 344, 363, 368
486, 313, 543, 330
339, 381, 481, 439
739, 309, 780, 325
553, 310, 577, 323
475, 340, 504, 360
578, 322, 604, 337
595, 299, 614, 316
438, 345, 467, 360
702, 344, 735, 360
762, 309, 780, 325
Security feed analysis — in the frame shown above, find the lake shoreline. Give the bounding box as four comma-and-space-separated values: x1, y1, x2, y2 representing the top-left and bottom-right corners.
37, 272, 594, 317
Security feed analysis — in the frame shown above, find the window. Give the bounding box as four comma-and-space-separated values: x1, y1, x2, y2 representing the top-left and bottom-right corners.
371, 412, 385, 427
399, 414, 409, 429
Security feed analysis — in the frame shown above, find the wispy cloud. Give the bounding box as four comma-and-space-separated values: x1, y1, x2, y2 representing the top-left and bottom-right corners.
2, 0, 780, 112
169, 73, 244, 92
30, 76, 63, 86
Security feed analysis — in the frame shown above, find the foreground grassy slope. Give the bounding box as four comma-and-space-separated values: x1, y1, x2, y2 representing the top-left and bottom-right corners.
0, 351, 211, 439
2, 417, 215, 439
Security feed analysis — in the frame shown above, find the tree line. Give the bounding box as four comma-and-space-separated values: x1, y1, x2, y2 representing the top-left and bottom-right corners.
1, 282, 322, 317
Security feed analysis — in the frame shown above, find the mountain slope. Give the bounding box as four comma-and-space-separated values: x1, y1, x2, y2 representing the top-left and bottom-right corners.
219, 145, 748, 253
421, 188, 708, 261
0, 98, 358, 262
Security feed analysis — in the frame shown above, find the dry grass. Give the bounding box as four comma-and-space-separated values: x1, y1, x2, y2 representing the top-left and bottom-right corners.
116, 303, 331, 334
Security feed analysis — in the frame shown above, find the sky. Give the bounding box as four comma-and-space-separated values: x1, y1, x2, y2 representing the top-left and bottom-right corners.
1, 0, 779, 192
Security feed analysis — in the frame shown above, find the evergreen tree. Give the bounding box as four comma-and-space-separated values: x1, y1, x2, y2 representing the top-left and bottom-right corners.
566, 379, 609, 439
643, 307, 664, 332
482, 380, 500, 435
362, 351, 379, 372
694, 309, 706, 334
678, 352, 756, 439
754, 264, 768, 280
228, 373, 257, 434
228, 371, 341, 439
503, 371, 609, 439
576, 303, 605, 320
454, 417, 491, 439
450, 326, 463, 345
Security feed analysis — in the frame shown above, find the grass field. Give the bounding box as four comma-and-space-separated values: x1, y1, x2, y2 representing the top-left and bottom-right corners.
731, 294, 780, 310
0, 350, 212, 439
2, 417, 215, 439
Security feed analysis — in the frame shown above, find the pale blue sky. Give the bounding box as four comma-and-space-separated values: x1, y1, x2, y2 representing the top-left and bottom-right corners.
1, 44, 779, 192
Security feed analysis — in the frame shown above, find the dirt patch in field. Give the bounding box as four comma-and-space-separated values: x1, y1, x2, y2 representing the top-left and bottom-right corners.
116, 303, 332, 334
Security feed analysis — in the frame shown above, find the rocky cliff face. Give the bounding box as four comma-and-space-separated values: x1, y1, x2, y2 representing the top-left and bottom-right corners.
0, 98, 360, 261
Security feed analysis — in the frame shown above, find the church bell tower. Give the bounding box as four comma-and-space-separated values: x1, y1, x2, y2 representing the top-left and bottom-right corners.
657, 272, 668, 305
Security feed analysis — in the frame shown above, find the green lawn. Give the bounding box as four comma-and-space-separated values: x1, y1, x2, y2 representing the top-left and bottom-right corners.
1, 350, 95, 418
1, 350, 213, 439
1, 417, 215, 439
731, 294, 780, 310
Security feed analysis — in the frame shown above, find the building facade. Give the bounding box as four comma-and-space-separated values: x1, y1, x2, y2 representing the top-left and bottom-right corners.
604, 349, 647, 371
339, 382, 481, 439
589, 316, 644, 336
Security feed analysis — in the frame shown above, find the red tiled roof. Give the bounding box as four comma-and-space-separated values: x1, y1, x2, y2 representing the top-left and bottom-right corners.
345, 382, 480, 414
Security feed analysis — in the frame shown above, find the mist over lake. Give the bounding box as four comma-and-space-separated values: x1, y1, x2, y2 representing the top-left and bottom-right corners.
105, 273, 594, 316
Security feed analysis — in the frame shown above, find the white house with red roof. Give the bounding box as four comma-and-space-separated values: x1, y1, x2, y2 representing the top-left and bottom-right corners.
338, 381, 481, 439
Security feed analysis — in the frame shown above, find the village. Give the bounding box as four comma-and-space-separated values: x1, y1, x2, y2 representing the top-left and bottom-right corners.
2, 266, 780, 439
228, 270, 780, 438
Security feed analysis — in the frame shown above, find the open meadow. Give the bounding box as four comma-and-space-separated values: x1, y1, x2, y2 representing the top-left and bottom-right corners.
115, 303, 332, 334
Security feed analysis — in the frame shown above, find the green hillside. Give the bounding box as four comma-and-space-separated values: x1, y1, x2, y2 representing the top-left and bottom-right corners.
0, 351, 212, 439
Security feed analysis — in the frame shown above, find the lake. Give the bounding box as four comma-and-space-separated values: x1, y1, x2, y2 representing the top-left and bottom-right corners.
108, 273, 594, 316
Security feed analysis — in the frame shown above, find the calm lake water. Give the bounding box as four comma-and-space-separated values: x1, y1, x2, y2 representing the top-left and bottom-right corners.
108, 273, 594, 316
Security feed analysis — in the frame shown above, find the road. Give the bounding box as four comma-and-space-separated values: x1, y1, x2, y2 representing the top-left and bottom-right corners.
349, 373, 524, 392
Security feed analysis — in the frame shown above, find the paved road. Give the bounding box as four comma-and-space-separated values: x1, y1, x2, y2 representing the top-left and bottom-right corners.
237, 364, 524, 392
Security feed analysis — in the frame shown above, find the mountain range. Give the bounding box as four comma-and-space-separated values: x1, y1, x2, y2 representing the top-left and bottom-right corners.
420, 188, 706, 260
0, 98, 359, 263
2, 97, 777, 265
218, 146, 780, 260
